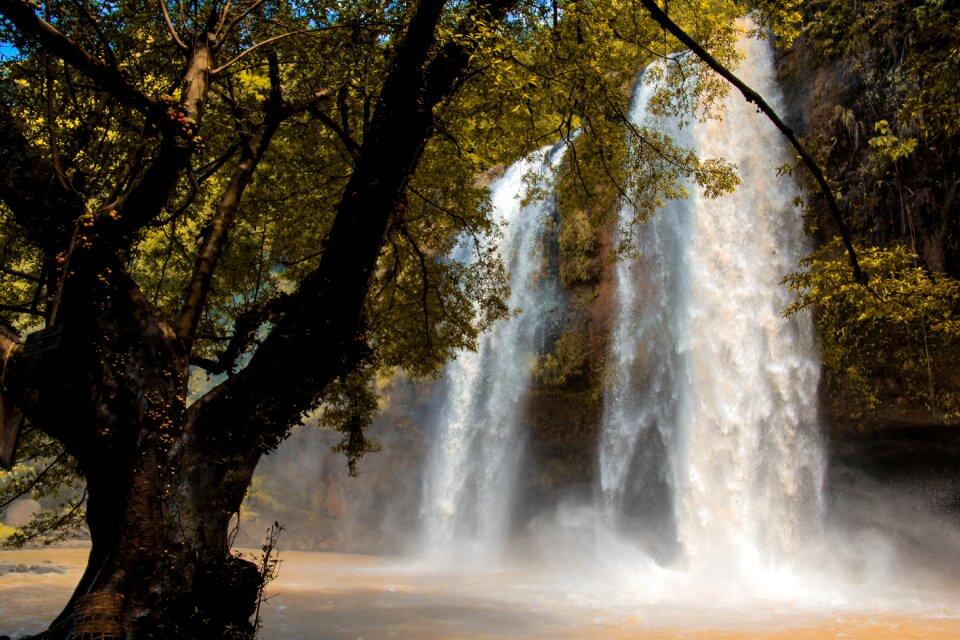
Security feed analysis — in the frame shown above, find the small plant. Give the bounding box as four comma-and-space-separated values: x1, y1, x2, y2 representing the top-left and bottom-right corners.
251, 521, 283, 637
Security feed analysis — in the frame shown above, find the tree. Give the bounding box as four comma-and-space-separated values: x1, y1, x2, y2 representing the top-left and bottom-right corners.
0, 0, 755, 635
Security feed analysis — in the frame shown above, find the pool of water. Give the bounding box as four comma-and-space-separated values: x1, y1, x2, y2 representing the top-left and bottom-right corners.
3, 548, 960, 639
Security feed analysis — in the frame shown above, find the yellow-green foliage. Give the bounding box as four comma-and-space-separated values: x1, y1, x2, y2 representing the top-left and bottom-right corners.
554, 321, 591, 379
534, 319, 591, 387
868, 120, 918, 161
751, 0, 806, 45
535, 352, 566, 387
786, 239, 960, 418
804, 0, 960, 138
559, 209, 600, 285
900, 0, 960, 137
0, 0, 814, 546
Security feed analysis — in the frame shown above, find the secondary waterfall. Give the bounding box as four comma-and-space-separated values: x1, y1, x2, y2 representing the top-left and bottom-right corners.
599, 33, 825, 578
420, 147, 563, 563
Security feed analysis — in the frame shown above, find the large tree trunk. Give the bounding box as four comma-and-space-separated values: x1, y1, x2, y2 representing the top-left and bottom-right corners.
12, 251, 263, 638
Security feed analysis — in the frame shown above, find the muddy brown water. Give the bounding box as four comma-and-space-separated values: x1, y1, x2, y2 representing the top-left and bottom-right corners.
3, 548, 959, 639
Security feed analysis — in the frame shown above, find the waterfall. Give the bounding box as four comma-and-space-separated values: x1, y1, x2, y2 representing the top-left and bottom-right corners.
420, 147, 564, 564
599, 33, 825, 578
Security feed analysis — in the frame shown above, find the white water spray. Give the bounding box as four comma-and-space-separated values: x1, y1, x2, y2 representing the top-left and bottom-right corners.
420, 147, 564, 564
599, 33, 825, 584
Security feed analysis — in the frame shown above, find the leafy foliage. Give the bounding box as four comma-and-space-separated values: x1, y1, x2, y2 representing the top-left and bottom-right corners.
786, 239, 960, 419
0, 0, 809, 570
798, 0, 960, 271
0, 428, 86, 546
773, 0, 960, 421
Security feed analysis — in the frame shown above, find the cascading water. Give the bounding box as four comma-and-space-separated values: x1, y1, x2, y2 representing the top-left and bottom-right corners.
599, 32, 825, 583
420, 147, 564, 564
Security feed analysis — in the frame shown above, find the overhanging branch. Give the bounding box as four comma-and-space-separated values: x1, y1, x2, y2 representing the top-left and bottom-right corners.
158, 0, 189, 51
185, 0, 521, 449
638, 0, 866, 284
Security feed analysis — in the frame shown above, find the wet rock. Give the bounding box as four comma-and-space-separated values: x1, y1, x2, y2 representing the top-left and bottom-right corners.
0, 562, 66, 575
31, 564, 64, 574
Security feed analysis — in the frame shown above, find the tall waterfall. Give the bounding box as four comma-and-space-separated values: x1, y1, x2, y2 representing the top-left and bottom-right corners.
599, 33, 825, 577
420, 147, 564, 563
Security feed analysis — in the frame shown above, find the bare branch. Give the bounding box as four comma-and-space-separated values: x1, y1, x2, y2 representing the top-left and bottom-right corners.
0, 304, 45, 316
175, 53, 286, 348
158, 0, 189, 51
0, 267, 41, 283
214, 0, 234, 40
211, 29, 320, 75
217, 0, 268, 43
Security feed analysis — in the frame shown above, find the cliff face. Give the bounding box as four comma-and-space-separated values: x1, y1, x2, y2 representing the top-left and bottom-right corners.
515, 173, 621, 519
773, 23, 960, 521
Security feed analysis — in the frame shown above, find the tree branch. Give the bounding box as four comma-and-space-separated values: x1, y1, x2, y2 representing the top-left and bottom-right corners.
397, 217, 433, 350
186, 294, 289, 375
186, 0, 521, 452
214, 0, 234, 40
638, 0, 865, 283
307, 99, 360, 159
0, 304, 45, 316
0, 452, 68, 511
216, 0, 267, 43
158, 0, 189, 51
68, 0, 118, 68
96, 39, 215, 241
174, 52, 286, 349
211, 29, 321, 75
0, 326, 22, 402
0, 102, 85, 254
0, 266, 41, 283
0, 0, 156, 115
